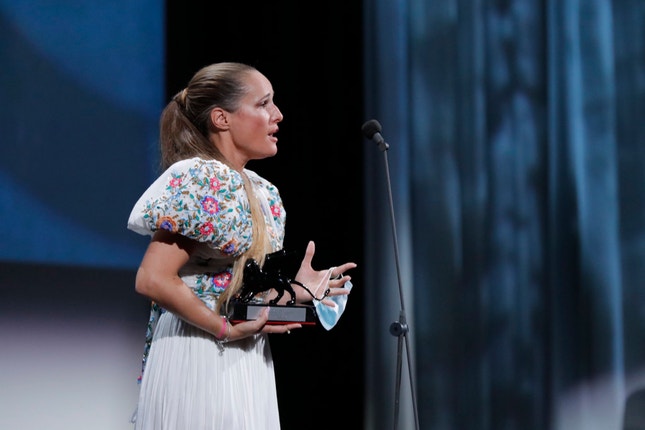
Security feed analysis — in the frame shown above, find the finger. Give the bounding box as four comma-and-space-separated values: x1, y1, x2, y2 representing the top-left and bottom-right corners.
300, 241, 316, 269
261, 323, 301, 334
257, 307, 270, 323
321, 298, 337, 307
327, 288, 350, 297
243, 308, 270, 332
242, 320, 265, 335
329, 275, 351, 288
333, 262, 357, 276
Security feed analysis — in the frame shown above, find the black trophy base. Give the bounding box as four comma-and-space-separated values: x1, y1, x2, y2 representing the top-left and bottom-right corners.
230, 302, 317, 325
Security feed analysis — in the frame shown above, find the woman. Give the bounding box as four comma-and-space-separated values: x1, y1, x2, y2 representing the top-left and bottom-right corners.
127, 62, 357, 429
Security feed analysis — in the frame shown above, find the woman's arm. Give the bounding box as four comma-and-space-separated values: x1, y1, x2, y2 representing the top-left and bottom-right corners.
135, 230, 298, 338
135, 230, 225, 335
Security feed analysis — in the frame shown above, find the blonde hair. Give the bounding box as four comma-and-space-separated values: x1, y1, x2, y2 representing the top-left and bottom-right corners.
159, 62, 271, 311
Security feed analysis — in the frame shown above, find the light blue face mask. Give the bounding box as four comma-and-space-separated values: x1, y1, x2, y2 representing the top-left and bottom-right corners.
314, 279, 352, 330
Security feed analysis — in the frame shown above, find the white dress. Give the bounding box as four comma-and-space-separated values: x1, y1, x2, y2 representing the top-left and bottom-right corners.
127, 157, 286, 430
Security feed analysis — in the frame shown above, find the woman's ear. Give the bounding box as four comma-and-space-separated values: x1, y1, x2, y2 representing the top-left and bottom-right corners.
210, 108, 229, 130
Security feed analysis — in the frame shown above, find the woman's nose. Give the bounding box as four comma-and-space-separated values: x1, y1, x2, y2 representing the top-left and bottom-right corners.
273, 106, 283, 122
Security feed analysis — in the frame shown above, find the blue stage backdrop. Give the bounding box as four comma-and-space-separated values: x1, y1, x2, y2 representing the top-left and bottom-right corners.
0, 0, 163, 269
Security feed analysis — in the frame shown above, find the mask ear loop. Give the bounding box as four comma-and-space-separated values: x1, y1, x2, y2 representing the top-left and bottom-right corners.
290, 267, 336, 301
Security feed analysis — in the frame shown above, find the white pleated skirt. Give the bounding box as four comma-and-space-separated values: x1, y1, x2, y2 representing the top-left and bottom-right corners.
132, 311, 281, 430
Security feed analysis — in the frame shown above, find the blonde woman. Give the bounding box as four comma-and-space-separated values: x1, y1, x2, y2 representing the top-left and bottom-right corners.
127, 62, 356, 430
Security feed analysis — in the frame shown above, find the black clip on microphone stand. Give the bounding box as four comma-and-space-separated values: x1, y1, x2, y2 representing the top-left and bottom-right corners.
362, 119, 420, 430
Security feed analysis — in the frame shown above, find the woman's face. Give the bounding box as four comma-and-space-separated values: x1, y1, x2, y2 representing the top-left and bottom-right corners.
226, 70, 284, 164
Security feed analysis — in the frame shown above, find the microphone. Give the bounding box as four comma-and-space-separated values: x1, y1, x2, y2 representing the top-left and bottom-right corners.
361, 119, 389, 150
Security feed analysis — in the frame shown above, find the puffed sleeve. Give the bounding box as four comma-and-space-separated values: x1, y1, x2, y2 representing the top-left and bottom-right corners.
127, 157, 252, 257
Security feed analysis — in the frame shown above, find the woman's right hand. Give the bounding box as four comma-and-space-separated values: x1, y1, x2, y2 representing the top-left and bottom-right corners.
227, 307, 302, 340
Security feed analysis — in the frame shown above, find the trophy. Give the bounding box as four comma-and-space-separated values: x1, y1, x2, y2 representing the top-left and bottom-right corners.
230, 249, 318, 325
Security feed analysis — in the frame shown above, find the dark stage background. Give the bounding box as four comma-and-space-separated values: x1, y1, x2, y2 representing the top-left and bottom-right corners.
163, 3, 366, 430
0, 2, 365, 430
5, 1, 645, 430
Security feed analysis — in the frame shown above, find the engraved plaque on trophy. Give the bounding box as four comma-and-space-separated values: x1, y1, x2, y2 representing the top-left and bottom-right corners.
230, 302, 317, 325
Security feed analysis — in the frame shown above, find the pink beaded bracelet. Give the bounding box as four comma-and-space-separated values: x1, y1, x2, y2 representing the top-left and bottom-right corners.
215, 316, 228, 341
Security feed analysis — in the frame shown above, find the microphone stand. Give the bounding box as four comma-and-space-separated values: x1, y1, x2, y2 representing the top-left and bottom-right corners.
367, 124, 420, 430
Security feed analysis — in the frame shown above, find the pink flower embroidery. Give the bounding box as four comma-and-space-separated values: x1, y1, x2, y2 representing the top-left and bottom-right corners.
201, 196, 219, 214
199, 222, 214, 236
210, 177, 221, 192
169, 176, 182, 188
213, 271, 232, 288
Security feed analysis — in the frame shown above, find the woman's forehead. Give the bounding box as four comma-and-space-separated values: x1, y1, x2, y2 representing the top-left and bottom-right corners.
242, 70, 273, 95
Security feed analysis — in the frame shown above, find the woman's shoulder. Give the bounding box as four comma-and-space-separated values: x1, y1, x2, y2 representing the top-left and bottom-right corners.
168, 157, 238, 177
126, 157, 254, 255
243, 168, 279, 193
162, 157, 245, 191
167, 157, 226, 170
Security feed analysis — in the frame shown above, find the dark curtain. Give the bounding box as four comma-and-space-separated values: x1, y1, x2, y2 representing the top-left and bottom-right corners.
363, 1, 645, 429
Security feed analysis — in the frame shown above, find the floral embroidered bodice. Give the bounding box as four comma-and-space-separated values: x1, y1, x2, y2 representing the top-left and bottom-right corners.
127, 157, 286, 378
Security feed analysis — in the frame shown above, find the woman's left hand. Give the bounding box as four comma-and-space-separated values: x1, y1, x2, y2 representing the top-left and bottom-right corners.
292, 241, 357, 306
